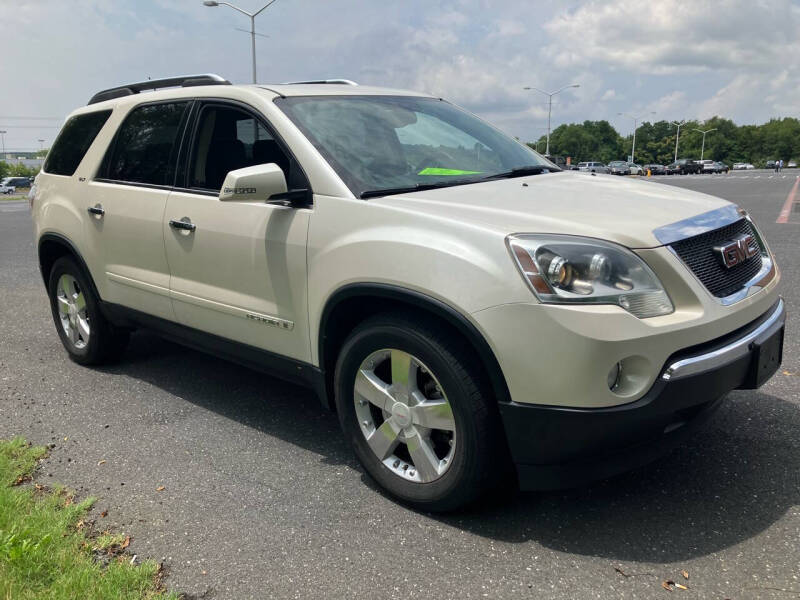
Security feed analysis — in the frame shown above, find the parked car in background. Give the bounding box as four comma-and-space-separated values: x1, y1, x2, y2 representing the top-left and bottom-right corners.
544, 155, 568, 169
699, 160, 715, 173
666, 159, 702, 175
608, 161, 631, 175
733, 163, 755, 170
765, 160, 776, 170
0, 182, 15, 195
787, 161, 797, 168
701, 160, 728, 174
576, 161, 610, 173
626, 162, 644, 175
643, 164, 666, 175
1, 176, 33, 188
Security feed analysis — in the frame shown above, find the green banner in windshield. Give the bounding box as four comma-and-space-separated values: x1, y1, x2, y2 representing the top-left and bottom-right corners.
418, 167, 482, 176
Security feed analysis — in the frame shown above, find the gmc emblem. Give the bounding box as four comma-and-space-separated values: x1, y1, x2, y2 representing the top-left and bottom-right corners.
714, 234, 759, 269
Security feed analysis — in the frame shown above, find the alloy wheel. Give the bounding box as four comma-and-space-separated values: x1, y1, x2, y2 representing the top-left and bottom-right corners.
56, 274, 90, 350
354, 349, 456, 483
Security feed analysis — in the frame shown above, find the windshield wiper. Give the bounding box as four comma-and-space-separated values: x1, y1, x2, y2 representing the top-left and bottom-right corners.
359, 165, 558, 198
480, 165, 560, 181
360, 178, 477, 199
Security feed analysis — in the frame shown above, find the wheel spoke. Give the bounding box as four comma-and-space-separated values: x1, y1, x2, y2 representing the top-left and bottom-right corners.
390, 350, 416, 392
67, 322, 78, 345
77, 317, 90, 341
74, 292, 86, 312
366, 418, 401, 460
56, 296, 70, 315
411, 400, 455, 431
355, 369, 394, 411
406, 432, 442, 482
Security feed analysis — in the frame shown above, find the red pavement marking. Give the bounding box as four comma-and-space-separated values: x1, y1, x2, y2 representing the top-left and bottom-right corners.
776, 176, 799, 223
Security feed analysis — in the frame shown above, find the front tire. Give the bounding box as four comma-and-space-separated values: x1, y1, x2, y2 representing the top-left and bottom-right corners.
334, 313, 512, 512
47, 256, 129, 365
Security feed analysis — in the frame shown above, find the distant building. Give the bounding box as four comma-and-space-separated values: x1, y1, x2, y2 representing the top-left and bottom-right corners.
1, 156, 44, 170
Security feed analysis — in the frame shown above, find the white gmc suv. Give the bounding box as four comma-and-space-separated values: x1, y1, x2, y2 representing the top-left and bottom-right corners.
31, 74, 785, 511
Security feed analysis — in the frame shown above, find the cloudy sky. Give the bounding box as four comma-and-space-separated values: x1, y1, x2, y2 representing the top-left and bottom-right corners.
1, 0, 798, 151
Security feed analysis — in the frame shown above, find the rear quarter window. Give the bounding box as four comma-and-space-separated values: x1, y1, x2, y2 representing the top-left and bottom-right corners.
43, 110, 112, 176
100, 101, 190, 186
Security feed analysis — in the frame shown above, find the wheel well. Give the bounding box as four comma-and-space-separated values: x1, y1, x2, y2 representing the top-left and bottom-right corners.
38, 238, 74, 288
318, 285, 510, 411
37, 235, 101, 301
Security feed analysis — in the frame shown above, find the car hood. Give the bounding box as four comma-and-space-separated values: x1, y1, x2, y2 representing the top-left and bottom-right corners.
370, 171, 730, 248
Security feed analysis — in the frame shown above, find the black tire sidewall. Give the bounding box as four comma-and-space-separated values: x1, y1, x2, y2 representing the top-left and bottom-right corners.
334, 319, 492, 510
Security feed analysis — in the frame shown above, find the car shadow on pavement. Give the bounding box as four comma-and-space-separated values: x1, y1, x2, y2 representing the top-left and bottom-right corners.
99, 331, 356, 468
106, 332, 798, 564
434, 390, 800, 563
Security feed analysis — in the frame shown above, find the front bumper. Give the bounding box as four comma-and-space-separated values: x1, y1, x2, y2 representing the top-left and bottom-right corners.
498, 299, 785, 490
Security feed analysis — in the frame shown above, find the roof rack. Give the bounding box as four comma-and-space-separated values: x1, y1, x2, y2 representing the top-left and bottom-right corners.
87, 74, 231, 105
280, 79, 358, 86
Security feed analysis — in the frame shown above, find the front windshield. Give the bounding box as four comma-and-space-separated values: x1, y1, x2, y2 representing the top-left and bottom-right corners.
274, 95, 552, 197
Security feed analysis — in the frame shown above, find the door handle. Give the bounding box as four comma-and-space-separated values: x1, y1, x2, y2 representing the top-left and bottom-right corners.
169, 217, 196, 232
87, 204, 105, 217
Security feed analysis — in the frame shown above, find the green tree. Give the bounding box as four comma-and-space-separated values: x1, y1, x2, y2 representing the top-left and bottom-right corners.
525, 115, 800, 167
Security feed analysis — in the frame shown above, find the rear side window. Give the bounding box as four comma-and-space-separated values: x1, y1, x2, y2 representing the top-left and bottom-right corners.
43, 110, 111, 176
102, 101, 189, 186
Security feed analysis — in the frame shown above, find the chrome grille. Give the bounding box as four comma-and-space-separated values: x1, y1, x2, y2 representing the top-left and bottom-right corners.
670, 219, 763, 298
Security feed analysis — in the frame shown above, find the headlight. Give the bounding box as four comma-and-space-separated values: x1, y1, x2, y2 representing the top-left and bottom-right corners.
507, 234, 674, 318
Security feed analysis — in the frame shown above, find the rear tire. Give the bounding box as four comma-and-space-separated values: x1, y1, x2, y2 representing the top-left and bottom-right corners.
47, 256, 129, 365
334, 312, 512, 512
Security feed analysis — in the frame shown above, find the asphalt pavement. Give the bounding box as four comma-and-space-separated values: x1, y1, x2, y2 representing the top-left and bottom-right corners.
1, 172, 798, 599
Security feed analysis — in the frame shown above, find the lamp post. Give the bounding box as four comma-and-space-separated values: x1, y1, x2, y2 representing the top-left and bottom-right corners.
0, 130, 6, 159
692, 128, 717, 161
618, 111, 655, 164
203, 0, 280, 84
523, 83, 580, 156
670, 120, 686, 162
38, 139, 45, 152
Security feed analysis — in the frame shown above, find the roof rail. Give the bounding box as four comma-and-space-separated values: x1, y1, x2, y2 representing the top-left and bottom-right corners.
281, 79, 358, 86
87, 74, 231, 105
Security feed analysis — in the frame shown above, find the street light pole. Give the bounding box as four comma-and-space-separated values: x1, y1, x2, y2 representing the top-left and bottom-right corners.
671, 120, 686, 162
523, 83, 580, 156
618, 111, 655, 163
0, 130, 6, 159
37, 139, 45, 152
203, 0, 280, 84
692, 128, 717, 161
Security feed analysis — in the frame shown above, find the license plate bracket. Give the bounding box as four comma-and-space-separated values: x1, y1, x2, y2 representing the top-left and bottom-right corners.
741, 325, 784, 389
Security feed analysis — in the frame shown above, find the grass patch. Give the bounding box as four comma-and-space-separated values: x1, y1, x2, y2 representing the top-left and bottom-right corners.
0, 437, 177, 599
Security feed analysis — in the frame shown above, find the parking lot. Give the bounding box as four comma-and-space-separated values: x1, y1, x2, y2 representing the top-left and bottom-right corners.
1, 173, 798, 599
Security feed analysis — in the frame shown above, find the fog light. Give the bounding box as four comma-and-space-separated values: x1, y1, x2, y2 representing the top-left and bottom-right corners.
607, 362, 621, 390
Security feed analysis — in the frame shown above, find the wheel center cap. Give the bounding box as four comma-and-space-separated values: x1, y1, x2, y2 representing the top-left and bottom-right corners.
391, 402, 412, 428
68, 304, 77, 319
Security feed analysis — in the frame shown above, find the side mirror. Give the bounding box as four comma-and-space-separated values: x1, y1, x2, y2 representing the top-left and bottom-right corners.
219, 163, 287, 203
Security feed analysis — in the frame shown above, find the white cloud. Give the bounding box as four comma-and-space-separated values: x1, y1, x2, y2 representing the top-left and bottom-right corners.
543, 0, 800, 74
601, 89, 616, 101
1, 0, 798, 149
